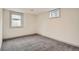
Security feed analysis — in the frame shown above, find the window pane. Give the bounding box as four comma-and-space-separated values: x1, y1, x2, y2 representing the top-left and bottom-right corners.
49, 8, 60, 18
11, 19, 21, 27
12, 14, 21, 19
11, 13, 22, 27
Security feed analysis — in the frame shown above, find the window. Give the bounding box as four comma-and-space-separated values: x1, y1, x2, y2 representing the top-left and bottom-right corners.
49, 8, 60, 18
10, 11, 23, 28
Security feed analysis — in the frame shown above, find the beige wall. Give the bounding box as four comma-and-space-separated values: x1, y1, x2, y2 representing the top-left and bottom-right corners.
37, 8, 79, 47
3, 9, 37, 39
0, 9, 3, 49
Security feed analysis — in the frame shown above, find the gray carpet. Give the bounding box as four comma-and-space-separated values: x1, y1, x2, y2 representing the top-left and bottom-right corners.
1, 35, 79, 51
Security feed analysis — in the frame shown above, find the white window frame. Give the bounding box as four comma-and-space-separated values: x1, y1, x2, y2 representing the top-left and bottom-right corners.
10, 11, 23, 28
49, 8, 60, 18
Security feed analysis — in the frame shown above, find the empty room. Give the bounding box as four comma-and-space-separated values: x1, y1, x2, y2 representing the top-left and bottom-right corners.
0, 8, 79, 51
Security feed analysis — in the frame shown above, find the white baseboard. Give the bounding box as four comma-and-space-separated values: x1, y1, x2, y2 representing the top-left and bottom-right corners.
3, 33, 37, 40
38, 33, 79, 48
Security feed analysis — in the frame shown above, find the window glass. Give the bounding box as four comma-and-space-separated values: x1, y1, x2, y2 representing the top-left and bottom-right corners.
49, 8, 60, 18
10, 11, 23, 28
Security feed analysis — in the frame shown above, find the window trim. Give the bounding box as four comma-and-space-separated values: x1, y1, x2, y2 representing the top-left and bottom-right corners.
10, 10, 24, 28
49, 8, 61, 18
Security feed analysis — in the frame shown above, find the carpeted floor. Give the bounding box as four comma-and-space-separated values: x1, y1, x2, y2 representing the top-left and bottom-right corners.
1, 34, 79, 51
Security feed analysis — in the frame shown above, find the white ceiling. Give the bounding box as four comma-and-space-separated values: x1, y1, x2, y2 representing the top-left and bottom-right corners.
6, 8, 55, 15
